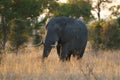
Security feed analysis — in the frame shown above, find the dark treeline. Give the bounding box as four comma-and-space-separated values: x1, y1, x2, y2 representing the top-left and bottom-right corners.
0, 0, 120, 53
89, 18, 120, 50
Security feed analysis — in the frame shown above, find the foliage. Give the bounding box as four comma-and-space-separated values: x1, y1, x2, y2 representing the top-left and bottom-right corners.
117, 17, 120, 25
49, 0, 92, 22
33, 34, 42, 45
89, 18, 120, 50
8, 19, 29, 53
0, 24, 2, 53
12, 0, 44, 19
0, 0, 47, 52
1, 0, 119, 53
92, 0, 112, 21
0, 0, 13, 20
89, 21, 102, 50
30, 16, 47, 46
0, 0, 14, 51
109, 5, 120, 18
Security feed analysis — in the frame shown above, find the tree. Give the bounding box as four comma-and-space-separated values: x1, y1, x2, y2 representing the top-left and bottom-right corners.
92, 0, 112, 21
0, 0, 13, 51
0, 0, 49, 52
0, 0, 93, 53
101, 19, 120, 49
12, 0, 44, 19
88, 21, 102, 50
48, 0, 92, 22
109, 5, 120, 18
8, 19, 29, 53
32, 16, 47, 46
89, 19, 120, 50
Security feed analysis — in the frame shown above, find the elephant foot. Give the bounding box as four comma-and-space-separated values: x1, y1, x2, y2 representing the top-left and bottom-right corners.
60, 57, 71, 62
60, 58, 66, 62
77, 55, 83, 60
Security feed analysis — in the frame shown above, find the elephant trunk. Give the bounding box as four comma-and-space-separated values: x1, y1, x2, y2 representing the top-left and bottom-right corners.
42, 41, 58, 57
42, 44, 52, 59
42, 32, 59, 61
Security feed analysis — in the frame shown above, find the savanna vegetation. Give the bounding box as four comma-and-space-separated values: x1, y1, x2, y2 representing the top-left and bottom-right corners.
0, 47, 120, 80
0, 0, 120, 80
89, 18, 120, 50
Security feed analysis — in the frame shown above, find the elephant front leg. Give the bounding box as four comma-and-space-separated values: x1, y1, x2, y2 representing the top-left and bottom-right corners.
57, 44, 61, 58
60, 46, 68, 61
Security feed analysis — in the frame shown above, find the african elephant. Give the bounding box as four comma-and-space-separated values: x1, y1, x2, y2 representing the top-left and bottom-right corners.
42, 16, 88, 61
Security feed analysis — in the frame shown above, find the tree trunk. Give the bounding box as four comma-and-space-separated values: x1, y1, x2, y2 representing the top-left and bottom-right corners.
97, 0, 101, 22
1, 16, 7, 52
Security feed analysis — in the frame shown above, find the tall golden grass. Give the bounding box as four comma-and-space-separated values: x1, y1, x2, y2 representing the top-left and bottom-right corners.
0, 46, 120, 80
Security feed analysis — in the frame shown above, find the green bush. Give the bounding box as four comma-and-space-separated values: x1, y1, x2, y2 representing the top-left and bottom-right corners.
89, 18, 120, 50
8, 19, 29, 53
33, 34, 42, 45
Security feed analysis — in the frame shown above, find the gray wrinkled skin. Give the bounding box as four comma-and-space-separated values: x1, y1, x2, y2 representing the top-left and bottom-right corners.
43, 16, 88, 61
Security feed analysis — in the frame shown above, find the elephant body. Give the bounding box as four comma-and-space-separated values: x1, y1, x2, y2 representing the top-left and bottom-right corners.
43, 16, 88, 61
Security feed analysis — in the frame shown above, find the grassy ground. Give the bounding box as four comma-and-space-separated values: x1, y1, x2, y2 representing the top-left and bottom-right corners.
0, 46, 120, 80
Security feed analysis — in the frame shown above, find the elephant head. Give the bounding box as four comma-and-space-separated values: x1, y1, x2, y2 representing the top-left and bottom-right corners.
42, 18, 65, 59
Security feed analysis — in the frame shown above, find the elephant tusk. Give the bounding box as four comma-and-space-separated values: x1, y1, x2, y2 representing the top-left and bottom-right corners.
34, 41, 44, 47
51, 41, 58, 47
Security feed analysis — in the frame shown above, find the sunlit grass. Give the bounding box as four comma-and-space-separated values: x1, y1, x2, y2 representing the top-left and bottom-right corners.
0, 46, 120, 80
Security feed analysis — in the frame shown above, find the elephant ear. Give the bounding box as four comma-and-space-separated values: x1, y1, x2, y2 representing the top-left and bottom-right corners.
45, 18, 55, 30
54, 24, 62, 32
56, 21, 67, 31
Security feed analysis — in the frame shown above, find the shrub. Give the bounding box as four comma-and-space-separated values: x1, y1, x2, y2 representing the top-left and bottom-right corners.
89, 18, 120, 50
8, 19, 29, 53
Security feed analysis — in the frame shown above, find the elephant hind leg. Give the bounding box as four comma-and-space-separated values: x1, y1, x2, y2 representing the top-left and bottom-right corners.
66, 53, 72, 61
60, 51, 71, 62
77, 47, 86, 60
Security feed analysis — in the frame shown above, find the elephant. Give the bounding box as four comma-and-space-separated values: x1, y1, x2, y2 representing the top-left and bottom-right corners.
42, 16, 88, 61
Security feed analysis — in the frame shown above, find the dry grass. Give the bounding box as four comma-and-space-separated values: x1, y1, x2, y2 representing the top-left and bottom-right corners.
0, 46, 120, 80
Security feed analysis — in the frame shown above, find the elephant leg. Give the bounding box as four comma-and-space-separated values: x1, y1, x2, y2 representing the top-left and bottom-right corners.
77, 46, 86, 59
60, 45, 68, 61
66, 54, 71, 61
57, 45, 61, 58
66, 52, 72, 61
